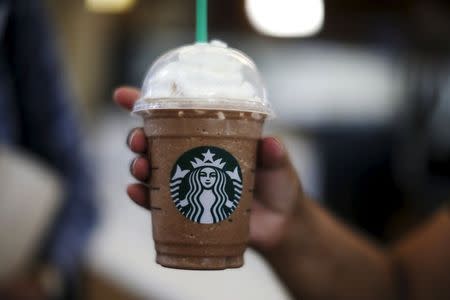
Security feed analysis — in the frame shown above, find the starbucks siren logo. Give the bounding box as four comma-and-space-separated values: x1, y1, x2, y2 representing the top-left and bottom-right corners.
170, 146, 243, 224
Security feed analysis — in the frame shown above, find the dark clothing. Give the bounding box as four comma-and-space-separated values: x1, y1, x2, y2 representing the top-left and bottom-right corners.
0, 0, 96, 277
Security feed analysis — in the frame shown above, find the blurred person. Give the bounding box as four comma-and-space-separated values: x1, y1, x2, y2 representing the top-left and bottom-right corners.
115, 86, 449, 300
0, 0, 96, 299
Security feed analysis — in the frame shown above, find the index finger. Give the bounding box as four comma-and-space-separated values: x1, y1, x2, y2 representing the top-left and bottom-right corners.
113, 86, 141, 111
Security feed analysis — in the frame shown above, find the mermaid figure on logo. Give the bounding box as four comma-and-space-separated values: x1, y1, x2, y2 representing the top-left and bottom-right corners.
171, 149, 242, 224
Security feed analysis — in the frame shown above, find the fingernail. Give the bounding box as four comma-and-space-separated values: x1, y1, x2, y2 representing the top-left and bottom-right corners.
129, 158, 137, 176
126, 128, 138, 148
272, 137, 285, 158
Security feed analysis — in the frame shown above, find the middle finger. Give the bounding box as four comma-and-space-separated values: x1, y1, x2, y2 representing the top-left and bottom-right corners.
130, 156, 151, 182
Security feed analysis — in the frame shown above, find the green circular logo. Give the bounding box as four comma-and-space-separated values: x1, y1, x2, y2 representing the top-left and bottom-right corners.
170, 146, 243, 224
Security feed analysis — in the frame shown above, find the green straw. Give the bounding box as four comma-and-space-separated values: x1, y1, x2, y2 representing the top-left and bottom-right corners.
196, 0, 208, 42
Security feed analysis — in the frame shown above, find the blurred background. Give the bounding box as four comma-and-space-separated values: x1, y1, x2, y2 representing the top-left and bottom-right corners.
0, 0, 449, 299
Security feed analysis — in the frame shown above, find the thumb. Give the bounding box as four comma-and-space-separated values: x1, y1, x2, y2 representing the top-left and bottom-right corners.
257, 137, 287, 169
255, 137, 302, 214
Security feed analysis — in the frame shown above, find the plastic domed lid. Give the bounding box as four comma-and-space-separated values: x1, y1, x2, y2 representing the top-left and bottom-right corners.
132, 40, 273, 116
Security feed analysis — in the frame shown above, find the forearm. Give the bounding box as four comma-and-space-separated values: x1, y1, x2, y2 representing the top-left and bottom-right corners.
261, 197, 395, 300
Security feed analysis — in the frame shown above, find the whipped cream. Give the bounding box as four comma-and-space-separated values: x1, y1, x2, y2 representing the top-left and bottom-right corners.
142, 41, 258, 101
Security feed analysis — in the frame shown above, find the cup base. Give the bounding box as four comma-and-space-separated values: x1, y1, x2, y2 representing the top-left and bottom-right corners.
156, 254, 244, 270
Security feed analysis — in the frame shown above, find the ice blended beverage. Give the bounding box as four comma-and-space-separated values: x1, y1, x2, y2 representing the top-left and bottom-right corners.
132, 41, 273, 269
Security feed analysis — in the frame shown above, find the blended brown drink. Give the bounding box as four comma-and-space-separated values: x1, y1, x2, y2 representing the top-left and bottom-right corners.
133, 41, 273, 269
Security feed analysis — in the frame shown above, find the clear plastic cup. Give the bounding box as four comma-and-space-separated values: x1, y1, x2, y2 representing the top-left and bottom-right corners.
133, 40, 273, 269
